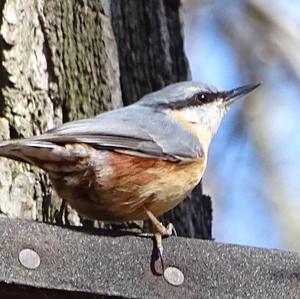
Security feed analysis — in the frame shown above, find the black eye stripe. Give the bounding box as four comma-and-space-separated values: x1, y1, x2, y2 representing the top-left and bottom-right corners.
155, 91, 226, 110
196, 92, 215, 103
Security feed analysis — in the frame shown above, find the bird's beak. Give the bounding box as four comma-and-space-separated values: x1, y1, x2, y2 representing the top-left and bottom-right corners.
224, 83, 260, 106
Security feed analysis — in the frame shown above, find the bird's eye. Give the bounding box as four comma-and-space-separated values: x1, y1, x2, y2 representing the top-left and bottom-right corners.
200, 94, 207, 101
198, 93, 208, 102
192, 92, 215, 106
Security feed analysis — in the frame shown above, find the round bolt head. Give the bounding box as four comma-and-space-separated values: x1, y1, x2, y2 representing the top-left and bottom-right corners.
18, 248, 40, 270
164, 266, 184, 286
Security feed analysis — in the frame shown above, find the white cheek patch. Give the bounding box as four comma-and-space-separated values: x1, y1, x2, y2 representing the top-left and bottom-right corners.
180, 104, 220, 123
179, 103, 226, 135
180, 107, 204, 123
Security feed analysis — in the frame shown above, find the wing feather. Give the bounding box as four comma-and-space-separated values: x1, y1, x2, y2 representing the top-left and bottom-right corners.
2, 105, 202, 162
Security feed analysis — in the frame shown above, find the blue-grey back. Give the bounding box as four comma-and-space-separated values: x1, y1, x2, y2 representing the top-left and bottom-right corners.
47, 103, 202, 161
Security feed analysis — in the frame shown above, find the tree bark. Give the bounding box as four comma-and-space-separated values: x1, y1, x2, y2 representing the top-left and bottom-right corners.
0, 0, 211, 239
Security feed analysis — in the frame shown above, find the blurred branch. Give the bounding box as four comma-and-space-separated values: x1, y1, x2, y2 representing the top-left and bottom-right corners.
213, 0, 300, 249
249, 0, 300, 79
245, 88, 300, 250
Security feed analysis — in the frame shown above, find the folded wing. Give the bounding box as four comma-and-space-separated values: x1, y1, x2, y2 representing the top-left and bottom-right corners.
0, 105, 202, 163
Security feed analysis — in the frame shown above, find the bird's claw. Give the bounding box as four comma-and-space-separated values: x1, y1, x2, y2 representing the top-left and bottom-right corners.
165, 223, 177, 237
157, 245, 165, 272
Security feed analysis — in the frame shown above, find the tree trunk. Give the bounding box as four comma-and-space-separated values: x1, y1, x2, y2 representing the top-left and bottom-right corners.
0, 0, 211, 239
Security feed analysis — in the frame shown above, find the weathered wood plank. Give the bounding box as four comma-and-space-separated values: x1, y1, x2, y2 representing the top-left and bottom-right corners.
0, 217, 299, 298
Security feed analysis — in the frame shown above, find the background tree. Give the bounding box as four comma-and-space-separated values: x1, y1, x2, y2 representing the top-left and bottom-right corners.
184, 0, 300, 249
0, 0, 212, 239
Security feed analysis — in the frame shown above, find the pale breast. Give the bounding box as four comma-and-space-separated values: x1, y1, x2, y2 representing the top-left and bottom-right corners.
140, 159, 205, 217
49, 148, 206, 222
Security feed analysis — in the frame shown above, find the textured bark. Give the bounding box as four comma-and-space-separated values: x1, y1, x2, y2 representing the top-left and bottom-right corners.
110, 0, 211, 239
0, 0, 212, 239
111, 0, 189, 105
0, 0, 122, 225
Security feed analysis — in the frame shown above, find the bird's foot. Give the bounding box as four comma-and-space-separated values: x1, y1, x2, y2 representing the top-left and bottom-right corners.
164, 222, 177, 237
139, 223, 176, 238
154, 225, 176, 272
143, 206, 177, 273
53, 199, 66, 226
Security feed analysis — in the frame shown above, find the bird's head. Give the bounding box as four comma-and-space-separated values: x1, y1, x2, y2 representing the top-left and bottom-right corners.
140, 81, 260, 144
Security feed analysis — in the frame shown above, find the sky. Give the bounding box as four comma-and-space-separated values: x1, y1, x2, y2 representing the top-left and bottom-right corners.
182, 0, 300, 250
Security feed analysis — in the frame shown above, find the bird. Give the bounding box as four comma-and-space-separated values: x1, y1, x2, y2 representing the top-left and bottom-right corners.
0, 81, 259, 261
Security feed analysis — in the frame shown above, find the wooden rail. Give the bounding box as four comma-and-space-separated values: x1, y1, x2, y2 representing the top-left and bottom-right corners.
0, 217, 299, 298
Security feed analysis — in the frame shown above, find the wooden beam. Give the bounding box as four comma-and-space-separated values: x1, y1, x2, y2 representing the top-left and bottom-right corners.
0, 217, 299, 298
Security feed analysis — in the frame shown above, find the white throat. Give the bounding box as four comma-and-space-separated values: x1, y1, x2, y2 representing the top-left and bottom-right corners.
179, 103, 226, 136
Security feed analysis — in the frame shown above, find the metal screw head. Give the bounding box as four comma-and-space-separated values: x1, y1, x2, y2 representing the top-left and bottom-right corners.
164, 266, 184, 286
18, 248, 40, 270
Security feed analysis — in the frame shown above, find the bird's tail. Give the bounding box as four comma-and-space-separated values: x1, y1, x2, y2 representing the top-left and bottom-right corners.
0, 138, 57, 165
0, 137, 91, 173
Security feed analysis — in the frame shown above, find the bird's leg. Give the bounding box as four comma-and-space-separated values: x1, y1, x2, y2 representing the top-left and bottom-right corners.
143, 207, 175, 270
53, 199, 66, 226
143, 207, 174, 237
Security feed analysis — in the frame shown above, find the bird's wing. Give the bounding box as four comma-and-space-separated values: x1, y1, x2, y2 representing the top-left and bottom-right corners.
0, 105, 202, 162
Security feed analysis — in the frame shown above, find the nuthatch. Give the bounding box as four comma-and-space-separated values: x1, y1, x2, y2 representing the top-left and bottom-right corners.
0, 81, 259, 260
